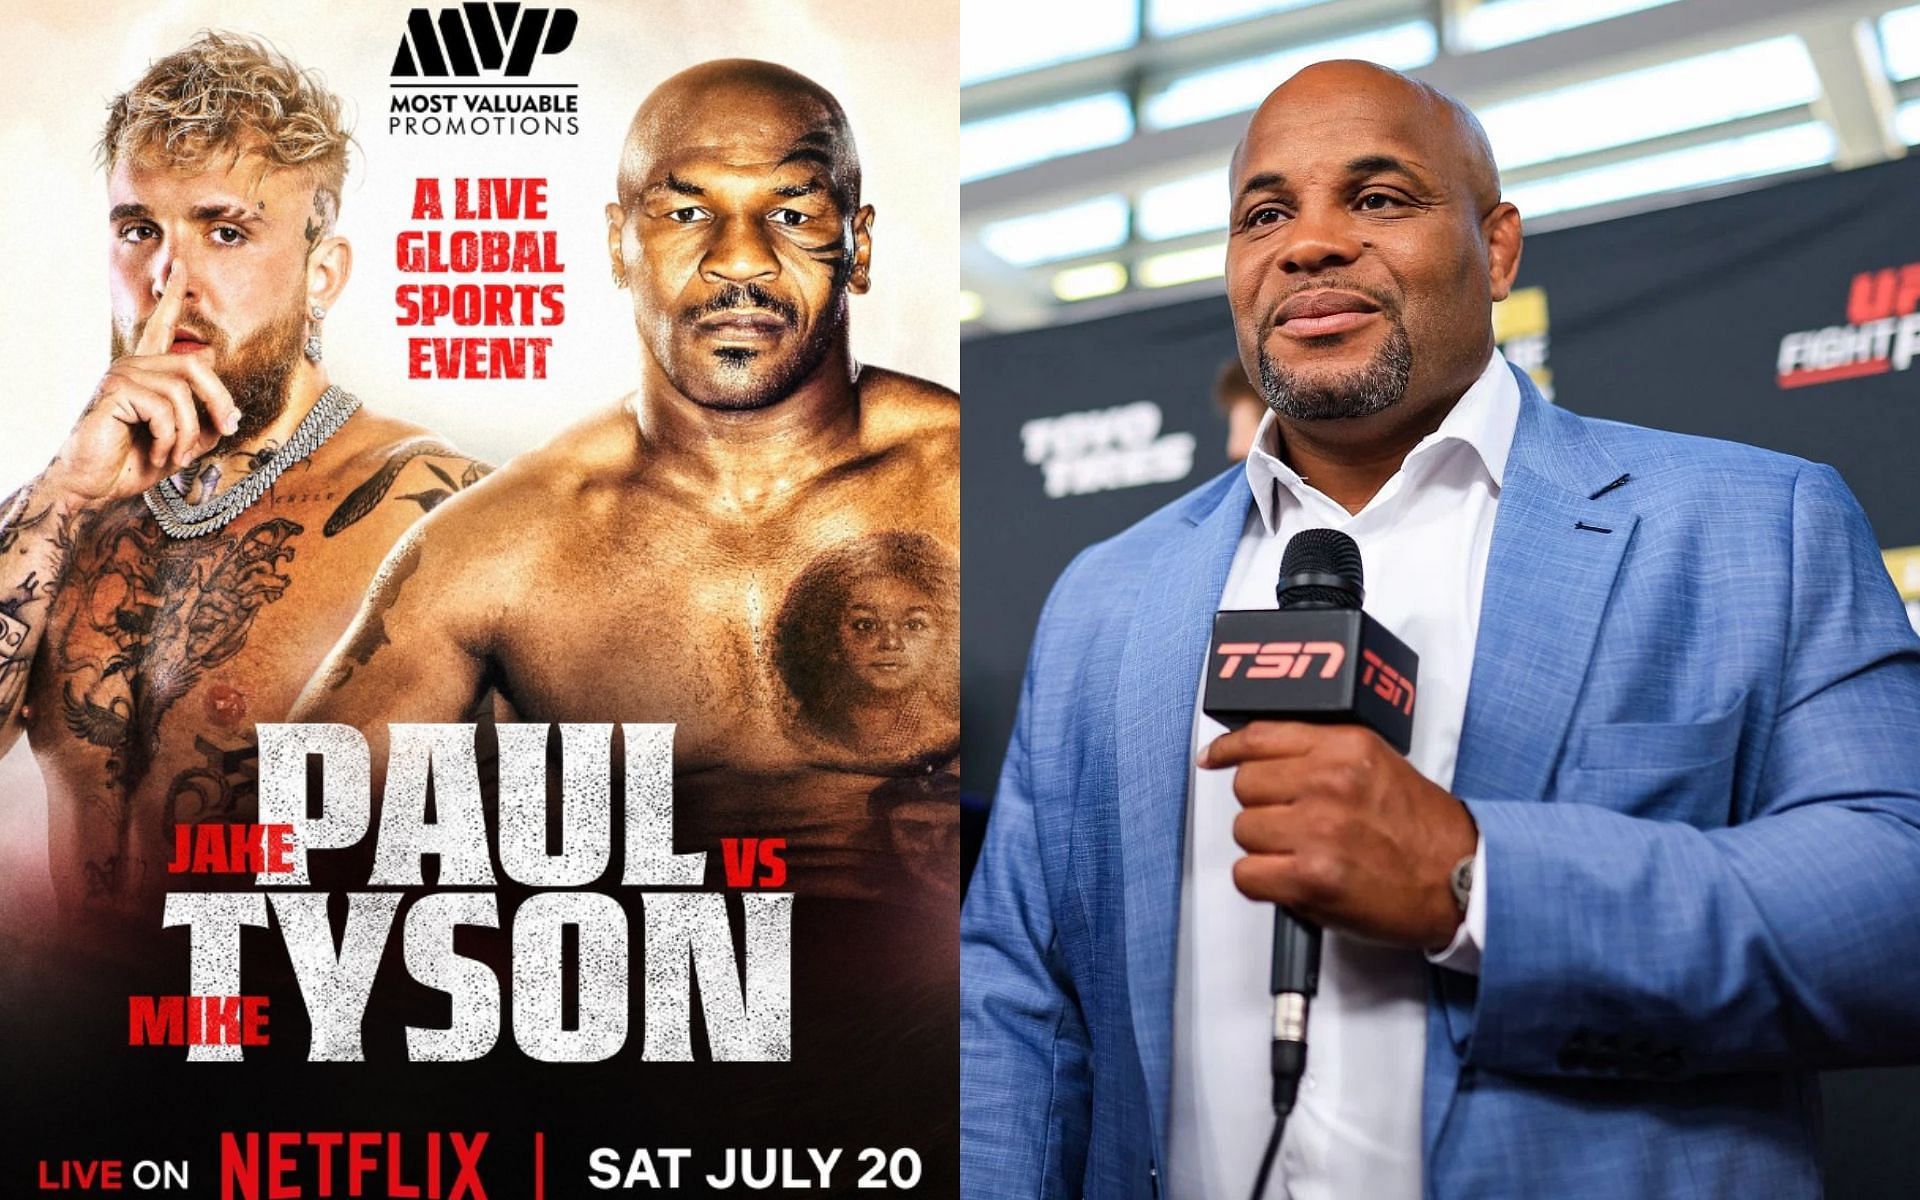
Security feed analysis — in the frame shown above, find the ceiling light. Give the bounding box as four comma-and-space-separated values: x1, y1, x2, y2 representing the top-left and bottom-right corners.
979, 195, 1132, 268
1138, 242, 1227, 288
1052, 261, 1130, 301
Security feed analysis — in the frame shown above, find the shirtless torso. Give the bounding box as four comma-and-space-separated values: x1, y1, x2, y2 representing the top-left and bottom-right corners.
295, 367, 959, 913
11, 412, 487, 926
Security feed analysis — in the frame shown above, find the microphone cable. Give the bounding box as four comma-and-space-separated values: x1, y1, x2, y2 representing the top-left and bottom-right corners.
1248, 1111, 1285, 1200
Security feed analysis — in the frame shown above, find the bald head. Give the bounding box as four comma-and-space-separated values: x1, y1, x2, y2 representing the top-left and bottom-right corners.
1233, 60, 1500, 213
604, 58, 878, 415
1221, 57, 1524, 441
618, 59, 861, 210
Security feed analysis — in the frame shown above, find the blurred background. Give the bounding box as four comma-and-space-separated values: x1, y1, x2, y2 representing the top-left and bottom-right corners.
958, 5, 1920, 1194
960, 0, 1915, 331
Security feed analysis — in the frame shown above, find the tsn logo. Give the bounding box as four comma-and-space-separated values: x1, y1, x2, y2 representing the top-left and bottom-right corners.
391, 3, 578, 78
1361, 648, 1414, 716
1215, 641, 1346, 680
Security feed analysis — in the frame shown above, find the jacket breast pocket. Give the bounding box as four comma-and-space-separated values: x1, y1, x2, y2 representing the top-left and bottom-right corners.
1564, 693, 1747, 827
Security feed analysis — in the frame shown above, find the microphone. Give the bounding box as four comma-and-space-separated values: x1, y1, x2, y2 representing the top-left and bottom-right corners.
1201, 528, 1419, 1123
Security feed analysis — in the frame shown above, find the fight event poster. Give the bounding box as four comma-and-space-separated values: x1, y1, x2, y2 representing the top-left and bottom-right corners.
0, 2, 961, 1196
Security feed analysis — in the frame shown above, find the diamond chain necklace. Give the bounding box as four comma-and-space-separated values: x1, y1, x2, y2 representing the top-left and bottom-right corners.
142, 384, 361, 539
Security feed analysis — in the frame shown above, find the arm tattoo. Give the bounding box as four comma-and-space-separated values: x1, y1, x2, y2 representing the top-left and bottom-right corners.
0, 602, 32, 689
0, 484, 53, 555
0, 483, 78, 707
326, 529, 426, 690
323, 439, 492, 537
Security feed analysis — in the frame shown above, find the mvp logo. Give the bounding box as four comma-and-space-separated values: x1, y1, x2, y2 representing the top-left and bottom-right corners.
1216, 641, 1345, 681
392, 2, 578, 78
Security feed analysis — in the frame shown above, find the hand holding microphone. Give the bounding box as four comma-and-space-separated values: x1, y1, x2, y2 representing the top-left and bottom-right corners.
1201, 718, 1475, 951
1200, 526, 1475, 953
1201, 527, 1475, 1186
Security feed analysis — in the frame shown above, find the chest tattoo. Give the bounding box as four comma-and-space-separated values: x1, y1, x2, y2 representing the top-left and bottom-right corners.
53, 508, 302, 825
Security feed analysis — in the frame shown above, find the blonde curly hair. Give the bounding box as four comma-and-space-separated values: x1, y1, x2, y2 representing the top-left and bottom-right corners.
99, 32, 351, 237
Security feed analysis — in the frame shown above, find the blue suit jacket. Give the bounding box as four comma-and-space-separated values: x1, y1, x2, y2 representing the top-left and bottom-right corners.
960, 367, 1920, 1198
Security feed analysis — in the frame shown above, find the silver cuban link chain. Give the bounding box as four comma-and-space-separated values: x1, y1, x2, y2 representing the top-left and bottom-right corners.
142, 384, 361, 539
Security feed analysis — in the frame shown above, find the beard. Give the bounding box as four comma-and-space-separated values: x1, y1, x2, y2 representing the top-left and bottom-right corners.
658, 282, 844, 412
1256, 316, 1414, 423
112, 300, 306, 449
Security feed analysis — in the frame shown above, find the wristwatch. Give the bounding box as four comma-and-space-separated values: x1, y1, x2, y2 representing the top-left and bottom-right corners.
1449, 853, 1475, 916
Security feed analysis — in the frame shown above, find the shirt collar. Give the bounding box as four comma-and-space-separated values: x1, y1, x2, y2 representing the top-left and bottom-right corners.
1244, 349, 1520, 534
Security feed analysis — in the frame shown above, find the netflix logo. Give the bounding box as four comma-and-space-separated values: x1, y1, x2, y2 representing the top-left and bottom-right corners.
220, 1132, 492, 1200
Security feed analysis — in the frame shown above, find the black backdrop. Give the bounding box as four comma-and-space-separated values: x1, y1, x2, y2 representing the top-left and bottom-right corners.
961, 152, 1920, 1195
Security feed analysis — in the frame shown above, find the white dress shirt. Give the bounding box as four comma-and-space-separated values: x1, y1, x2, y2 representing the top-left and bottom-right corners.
1166, 351, 1516, 1199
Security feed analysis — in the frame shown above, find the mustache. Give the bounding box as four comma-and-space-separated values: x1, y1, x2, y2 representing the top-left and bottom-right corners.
682, 283, 798, 327
127, 306, 229, 354
1274, 279, 1398, 317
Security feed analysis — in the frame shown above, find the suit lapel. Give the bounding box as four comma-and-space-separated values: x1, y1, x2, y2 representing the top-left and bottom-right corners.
1454, 381, 1638, 804
1430, 376, 1642, 1166
1115, 474, 1251, 1155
